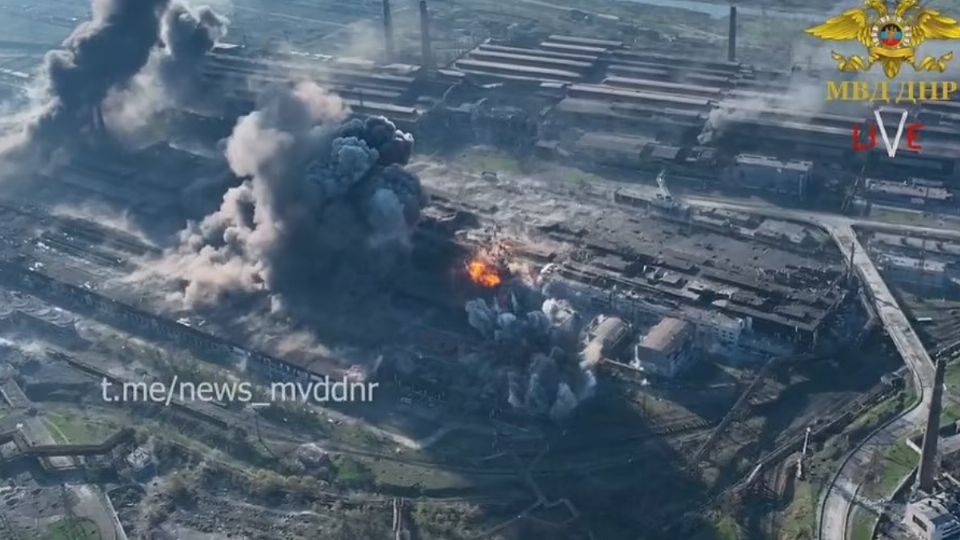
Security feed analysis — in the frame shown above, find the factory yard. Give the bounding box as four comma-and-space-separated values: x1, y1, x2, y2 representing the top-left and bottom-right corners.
0, 0, 957, 538
0, 141, 916, 538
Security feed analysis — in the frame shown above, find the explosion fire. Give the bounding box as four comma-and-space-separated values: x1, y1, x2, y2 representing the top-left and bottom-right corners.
467, 257, 503, 288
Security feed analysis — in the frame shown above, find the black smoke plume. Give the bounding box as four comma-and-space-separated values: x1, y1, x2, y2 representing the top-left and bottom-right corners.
32, 0, 170, 145
105, 2, 228, 136
146, 82, 426, 307
0, 0, 227, 157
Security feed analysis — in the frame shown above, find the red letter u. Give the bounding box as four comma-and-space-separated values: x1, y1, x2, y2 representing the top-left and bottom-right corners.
853, 124, 876, 151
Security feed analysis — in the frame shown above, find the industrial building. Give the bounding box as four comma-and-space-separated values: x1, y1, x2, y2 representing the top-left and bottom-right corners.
862, 178, 956, 211
723, 154, 812, 199
633, 317, 696, 378
867, 231, 960, 295
905, 494, 960, 540
582, 315, 630, 367
5, 1, 959, 539
157, 0, 960, 215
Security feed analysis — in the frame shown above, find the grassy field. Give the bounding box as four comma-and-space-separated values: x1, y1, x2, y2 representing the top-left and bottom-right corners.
849, 508, 877, 540
846, 391, 908, 435
778, 479, 819, 540
947, 360, 960, 397
864, 440, 918, 499
714, 516, 741, 540
457, 148, 524, 176
943, 404, 960, 426
45, 413, 117, 445
45, 518, 101, 540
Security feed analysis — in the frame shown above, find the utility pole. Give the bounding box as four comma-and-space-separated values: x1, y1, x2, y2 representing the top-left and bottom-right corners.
247, 403, 275, 457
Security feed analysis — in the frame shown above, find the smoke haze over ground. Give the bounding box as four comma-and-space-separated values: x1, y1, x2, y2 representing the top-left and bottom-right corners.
0, 0, 228, 158
104, 3, 229, 141
140, 81, 425, 308
466, 285, 596, 421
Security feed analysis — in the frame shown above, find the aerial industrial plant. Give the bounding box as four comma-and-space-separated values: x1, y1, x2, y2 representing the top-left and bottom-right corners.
0, 0, 956, 539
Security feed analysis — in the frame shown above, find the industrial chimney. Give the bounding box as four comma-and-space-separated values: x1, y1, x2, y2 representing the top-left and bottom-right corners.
382, 0, 394, 62
917, 356, 947, 493
419, 0, 434, 70
728, 6, 737, 62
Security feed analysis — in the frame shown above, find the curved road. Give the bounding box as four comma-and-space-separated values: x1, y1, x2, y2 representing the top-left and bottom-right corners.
682, 198, 939, 540
427, 167, 949, 540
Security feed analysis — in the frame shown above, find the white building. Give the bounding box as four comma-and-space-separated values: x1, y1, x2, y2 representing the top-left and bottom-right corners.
633, 317, 696, 378
581, 315, 630, 367
905, 495, 960, 540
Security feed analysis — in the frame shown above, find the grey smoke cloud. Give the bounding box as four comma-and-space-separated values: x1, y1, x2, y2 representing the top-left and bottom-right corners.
697, 76, 827, 145
466, 288, 596, 421
0, 0, 228, 157
105, 2, 229, 141
29, 0, 170, 147
144, 81, 425, 307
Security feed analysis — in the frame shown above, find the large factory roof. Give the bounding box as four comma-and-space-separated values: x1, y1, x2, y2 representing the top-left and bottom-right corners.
639, 318, 692, 355
540, 41, 610, 55
583, 315, 630, 365
547, 34, 623, 49
610, 59, 740, 81
574, 132, 681, 161
478, 43, 600, 62
207, 50, 419, 87
554, 97, 705, 124
577, 132, 654, 152
755, 220, 819, 245
724, 118, 851, 144
871, 233, 960, 257
716, 100, 865, 127
712, 299, 821, 332
455, 59, 583, 82
569, 84, 714, 109
865, 178, 953, 202
609, 49, 742, 73
468, 50, 594, 71
607, 64, 734, 86
878, 254, 948, 273
734, 154, 813, 171
603, 76, 724, 98
918, 99, 960, 114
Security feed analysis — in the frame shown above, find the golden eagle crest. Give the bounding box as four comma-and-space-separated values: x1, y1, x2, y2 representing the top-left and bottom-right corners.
807, 0, 960, 78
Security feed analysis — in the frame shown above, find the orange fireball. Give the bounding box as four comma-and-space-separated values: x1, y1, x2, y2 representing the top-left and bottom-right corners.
467, 258, 503, 288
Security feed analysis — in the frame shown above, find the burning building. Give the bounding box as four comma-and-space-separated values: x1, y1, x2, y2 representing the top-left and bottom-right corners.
466, 255, 504, 289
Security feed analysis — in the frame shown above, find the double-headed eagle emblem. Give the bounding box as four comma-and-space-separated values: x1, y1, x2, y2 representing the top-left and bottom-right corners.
807, 0, 960, 78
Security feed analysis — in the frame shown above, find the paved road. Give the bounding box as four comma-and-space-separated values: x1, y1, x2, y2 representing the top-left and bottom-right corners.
682, 198, 938, 540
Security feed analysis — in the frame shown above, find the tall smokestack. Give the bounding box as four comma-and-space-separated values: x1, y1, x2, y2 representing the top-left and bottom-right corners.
728, 6, 737, 62
419, 0, 434, 70
382, 0, 394, 62
917, 355, 947, 493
